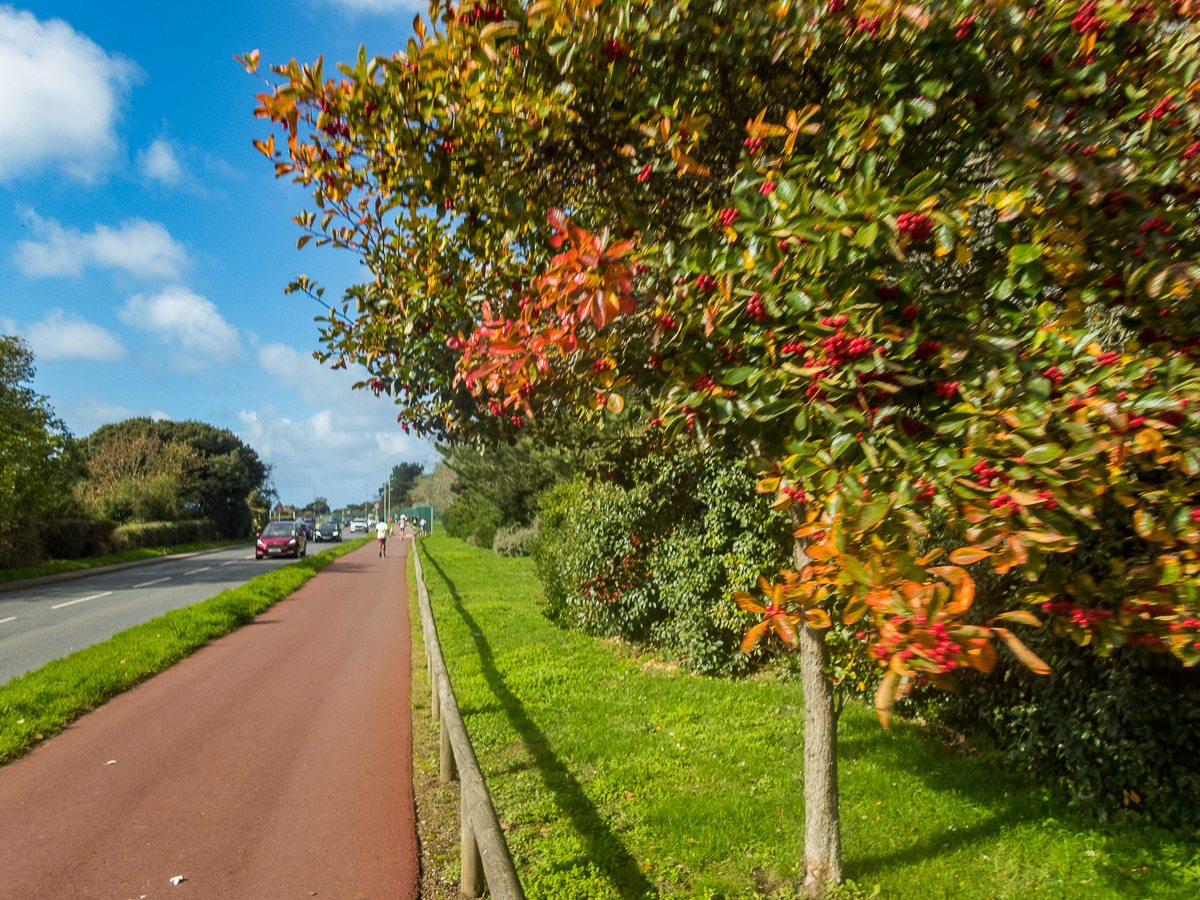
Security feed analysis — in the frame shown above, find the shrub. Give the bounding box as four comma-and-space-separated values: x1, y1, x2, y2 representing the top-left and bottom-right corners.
39, 519, 117, 560
110, 519, 216, 551
444, 495, 502, 548
534, 449, 792, 674
493, 520, 540, 558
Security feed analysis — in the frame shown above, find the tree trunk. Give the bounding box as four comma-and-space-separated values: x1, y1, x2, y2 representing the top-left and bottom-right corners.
790, 514, 844, 897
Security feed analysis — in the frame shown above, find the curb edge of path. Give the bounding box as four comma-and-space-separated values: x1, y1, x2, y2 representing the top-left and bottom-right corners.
0, 544, 244, 595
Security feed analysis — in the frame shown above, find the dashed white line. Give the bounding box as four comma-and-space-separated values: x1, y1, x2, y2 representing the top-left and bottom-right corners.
51, 591, 113, 610
221, 560, 239, 566
184, 566, 211, 576
0, 616, 16, 625
132, 576, 172, 588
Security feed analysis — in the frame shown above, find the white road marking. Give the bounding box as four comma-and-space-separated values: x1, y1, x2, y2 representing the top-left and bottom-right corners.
184, 566, 211, 575
52, 591, 113, 610
132, 577, 171, 588
221, 560, 238, 566
0, 616, 16, 625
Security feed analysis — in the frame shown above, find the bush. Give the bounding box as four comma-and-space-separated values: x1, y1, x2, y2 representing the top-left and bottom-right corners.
444, 496, 502, 548
39, 519, 117, 560
534, 448, 792, 674
493, 520, 539, 557
110, 519, 216, 552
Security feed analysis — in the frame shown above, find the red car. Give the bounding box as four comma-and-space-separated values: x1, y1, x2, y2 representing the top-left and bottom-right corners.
256, 521, 307, 559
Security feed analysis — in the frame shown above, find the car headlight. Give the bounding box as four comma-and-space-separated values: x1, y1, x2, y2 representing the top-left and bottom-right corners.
287, 538, 297, 546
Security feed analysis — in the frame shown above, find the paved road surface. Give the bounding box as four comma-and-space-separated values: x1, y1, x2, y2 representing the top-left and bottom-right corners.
0, 538, 419, 900
0, 539, 348, 685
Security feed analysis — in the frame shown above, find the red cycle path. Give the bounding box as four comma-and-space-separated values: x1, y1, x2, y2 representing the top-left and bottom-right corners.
0, 540, 419, 900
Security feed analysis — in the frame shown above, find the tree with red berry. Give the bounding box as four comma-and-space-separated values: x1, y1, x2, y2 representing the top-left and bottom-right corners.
246, 1, 1200, 894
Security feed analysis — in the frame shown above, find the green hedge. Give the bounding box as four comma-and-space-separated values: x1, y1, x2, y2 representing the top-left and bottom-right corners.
39, 519, 117, 560
533, 449, 791, 675
493, 520, 539, 557
111, 519, 216, 551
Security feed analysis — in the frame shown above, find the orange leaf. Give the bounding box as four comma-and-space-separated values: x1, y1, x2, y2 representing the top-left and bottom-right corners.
805, 609, 832, 629
948, 547, 991, 564
989, 610, 1042, 628
741, 620, 769, 654
732, 592, 765, 614
771, 614, 798, 646
927, 565, 976, 613
994, 627, 1052, 674
914, 548, 945, 566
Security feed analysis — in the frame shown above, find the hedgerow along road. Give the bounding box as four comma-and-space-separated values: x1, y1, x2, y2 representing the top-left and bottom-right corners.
0, 535, 420, 899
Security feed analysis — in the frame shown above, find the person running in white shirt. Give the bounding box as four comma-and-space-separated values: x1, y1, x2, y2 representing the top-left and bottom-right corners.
376, 519, 392, 557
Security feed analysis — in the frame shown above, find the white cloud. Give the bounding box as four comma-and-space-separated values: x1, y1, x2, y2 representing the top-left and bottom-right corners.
0, 7, 139, 182
138, 138, 183, 185
119, 286, 241, 366
13, 208, 190, 280
23, 309, 125, 361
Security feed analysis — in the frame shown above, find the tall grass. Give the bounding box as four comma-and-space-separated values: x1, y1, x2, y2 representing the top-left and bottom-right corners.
417, 533, 1200, 899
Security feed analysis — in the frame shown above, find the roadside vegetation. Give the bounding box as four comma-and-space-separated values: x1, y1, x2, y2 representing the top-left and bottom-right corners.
418, 533, 1200, 900
0, 536, 370, 764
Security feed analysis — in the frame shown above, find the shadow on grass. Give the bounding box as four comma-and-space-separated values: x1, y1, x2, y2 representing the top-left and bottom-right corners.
423, 548, 656, 900
839, 726, 1195, 896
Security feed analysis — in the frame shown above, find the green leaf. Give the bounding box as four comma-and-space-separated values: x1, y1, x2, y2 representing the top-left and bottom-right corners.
776, 179, 798, 205
1024, 444, 1063, 465
1010, 244, 1043, 265
854, 221, 879, 248
722, 367, 757, 386
857, 496, 889, 531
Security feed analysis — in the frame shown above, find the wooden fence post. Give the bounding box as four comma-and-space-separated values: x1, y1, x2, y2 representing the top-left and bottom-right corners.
440, 717, 458, 784
461, 804, 485, 898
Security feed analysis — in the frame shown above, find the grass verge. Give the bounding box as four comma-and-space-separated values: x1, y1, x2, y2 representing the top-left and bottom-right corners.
0, 536, 371, 765
417, 532, 1200, 900
0, 539, 248, 585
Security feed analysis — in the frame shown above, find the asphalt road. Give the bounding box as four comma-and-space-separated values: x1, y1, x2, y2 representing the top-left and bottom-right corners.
0, 537, 351, 686
0, 537, 419, 899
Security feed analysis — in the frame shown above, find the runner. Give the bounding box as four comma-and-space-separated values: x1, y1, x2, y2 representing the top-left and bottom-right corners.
419, 517, 428, 537
376, 518, 392, 557
400, 513, 408, 534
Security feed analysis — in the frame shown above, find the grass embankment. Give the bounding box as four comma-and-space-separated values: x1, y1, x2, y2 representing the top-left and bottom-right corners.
0, 536, 371, 764
415, 533, 1200, 900
0, 539, 248, 585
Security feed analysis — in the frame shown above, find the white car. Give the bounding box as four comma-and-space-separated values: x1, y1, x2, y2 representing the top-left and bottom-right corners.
349, 517, 368, 532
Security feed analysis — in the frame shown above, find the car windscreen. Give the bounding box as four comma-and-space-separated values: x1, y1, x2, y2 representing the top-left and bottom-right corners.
262, 523, 295, 536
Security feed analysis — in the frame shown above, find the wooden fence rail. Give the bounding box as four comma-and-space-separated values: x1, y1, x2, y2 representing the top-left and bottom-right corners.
412, 539, 527, 900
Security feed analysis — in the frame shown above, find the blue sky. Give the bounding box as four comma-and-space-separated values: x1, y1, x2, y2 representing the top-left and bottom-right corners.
0, 0, 439, 511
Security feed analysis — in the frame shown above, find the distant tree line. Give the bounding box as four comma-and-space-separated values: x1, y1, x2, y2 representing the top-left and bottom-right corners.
0, 336, 271, 568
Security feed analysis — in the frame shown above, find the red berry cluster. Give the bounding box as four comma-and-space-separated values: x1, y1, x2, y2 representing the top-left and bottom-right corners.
759, 180, 777, 195
935, 381, 959, 398
1127, 2, 1155, 24
781, 485, 807, 502
914, 479, 936, 502
1037, 490, 1057, 510
876, 284, 901, 302
696, 274, 718, 292
693, 374, 716, 391
647, 354, 664, 368
971, 460, 1001, 486
1139, 95, 1178, 122
716, 207, 738, 228
901, 304, 921, 319
819, 314, 849, 326
602, 39, 628, 61
321, 118, 350, 139
459, 3, 506, 25
658, 313, 677, 330
590, 358, 613, 373
989, 493, 1017, 509
912, 340, 941, 359
920, 620, 963, 669
954, 14, 975, 38
743, 135, 764, 153
638, 164, 651, 182
488, 400, 502, 416
1094, 351, 1121, 366
897, 211, 933, 242
781, 341, 806, 356
1185, 141, 1200, 160
827, 0, 846, 13
746, 293, 766, 321
819, 331, 876, 364
1140, 215, 1172, 235
1044, 366, 1065, 384
853, 15, 882, 35
1071, 1, 1107, 35
370, 379, 385, 394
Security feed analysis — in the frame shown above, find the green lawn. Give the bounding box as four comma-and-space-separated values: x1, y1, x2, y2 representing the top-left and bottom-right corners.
416, 533, 1200, 900
0, 538, 248, 585
0, 536, 371, 764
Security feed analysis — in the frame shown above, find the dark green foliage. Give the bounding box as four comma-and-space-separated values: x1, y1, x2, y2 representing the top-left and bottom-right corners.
111, 520, 218, 551
534, 443, 791, 675
0, 336, 85, 568
39, 519, 117, 560
385, 462, 424, 505
442, 436, 578, 547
